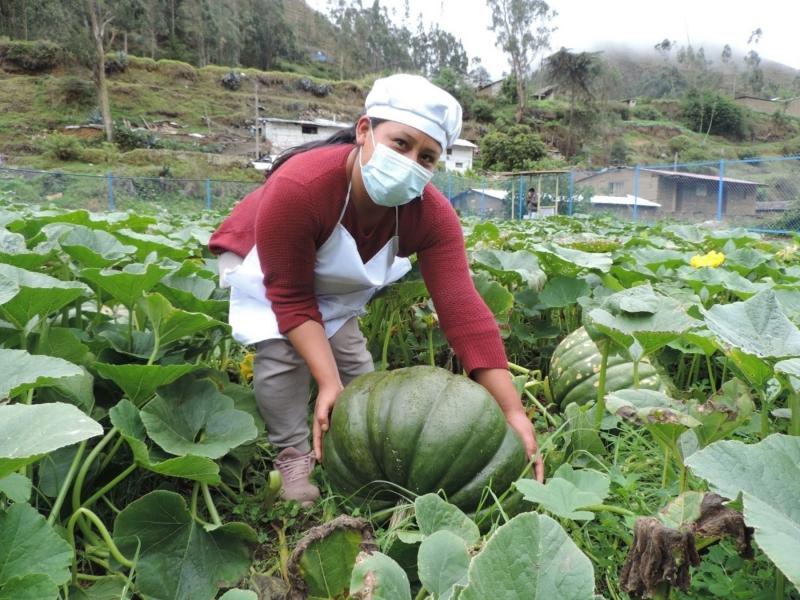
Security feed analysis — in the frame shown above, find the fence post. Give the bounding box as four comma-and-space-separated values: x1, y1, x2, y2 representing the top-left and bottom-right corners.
632, 165, 640, 222
480, 177, 486, 218
447, 171, 452, 202
568, 170, 574, 215
205, 178, 212, 210
106, 172, 115, 211
716, 159, 725, 222
518, 176, 524, 219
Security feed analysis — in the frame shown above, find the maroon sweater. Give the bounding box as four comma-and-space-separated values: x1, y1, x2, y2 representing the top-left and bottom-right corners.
209, 144, 506, 373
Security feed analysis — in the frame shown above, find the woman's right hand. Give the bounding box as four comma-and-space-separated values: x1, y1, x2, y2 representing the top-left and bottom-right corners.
313, 381, 344, 462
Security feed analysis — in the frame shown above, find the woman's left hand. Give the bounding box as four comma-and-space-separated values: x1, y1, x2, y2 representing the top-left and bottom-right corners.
505, 409, 545, 482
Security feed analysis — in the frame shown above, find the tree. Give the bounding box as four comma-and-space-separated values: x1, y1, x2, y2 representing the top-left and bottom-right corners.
410, 19, 468, 78
83, 0, 115, 142
486, 0, 556, 122
480, 124, 547, 171
545, 47, 600, 157
468, 57, 492, 88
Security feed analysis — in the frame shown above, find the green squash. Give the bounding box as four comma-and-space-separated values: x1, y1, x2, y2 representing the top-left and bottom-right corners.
549, 326, 663, 410
323, 366, 527, 513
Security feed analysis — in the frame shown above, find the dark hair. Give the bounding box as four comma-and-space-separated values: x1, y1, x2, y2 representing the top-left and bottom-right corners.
265, 117, 386, 180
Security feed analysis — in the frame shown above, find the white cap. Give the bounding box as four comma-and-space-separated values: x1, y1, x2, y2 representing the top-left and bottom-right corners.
365, 74, 463, 151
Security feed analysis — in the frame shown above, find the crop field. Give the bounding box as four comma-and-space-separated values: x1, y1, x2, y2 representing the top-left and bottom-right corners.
0, 196, 799, 600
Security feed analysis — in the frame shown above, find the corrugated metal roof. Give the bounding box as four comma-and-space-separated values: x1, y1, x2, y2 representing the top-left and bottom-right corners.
642, 168, 760, 185
591, 194, 661, 208
466, 188, 509, 200
259, 117, 351, 128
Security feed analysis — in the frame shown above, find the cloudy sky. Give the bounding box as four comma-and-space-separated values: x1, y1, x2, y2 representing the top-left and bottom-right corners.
305, 0, 800, 77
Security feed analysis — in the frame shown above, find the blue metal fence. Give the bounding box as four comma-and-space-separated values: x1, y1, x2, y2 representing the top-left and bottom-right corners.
2, 155, 799, 231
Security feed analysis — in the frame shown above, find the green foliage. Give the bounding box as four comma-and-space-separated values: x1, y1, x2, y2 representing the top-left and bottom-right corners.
633, 104, 663, 121
681, 89, 746, 139
41, 133, 84, 161
0, 39, 61, 72
56, 76, 95, 106
480, 125, 547, 171
610, 138, 629, 165
471, 99, 495, 123
112, 123, 158, 152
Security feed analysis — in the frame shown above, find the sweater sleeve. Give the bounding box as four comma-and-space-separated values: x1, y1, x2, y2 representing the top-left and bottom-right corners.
253, 174, 324, 333
416, 198, 508, 374
208, 186, 261, 257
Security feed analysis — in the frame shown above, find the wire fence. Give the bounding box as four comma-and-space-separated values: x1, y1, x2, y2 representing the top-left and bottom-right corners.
2, 155, 800, 232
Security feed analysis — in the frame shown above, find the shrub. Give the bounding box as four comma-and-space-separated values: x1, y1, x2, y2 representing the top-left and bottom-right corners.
633, 104, 662, 121
681, 89, 746, 140
42, 133, 84, 161
668, 135, 693, 155
480, 124, 547, 171
0, 40, 61, 72
471, 99, 494, 123
113, 123, 158, 152
610, 139, 630, 165
221, 70, 242, 91
58, 76, 95, 106
128, 56, 158, 71
104, 51, 129, 75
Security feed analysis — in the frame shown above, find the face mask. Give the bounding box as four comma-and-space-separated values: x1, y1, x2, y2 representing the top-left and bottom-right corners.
359, 126, 434, 207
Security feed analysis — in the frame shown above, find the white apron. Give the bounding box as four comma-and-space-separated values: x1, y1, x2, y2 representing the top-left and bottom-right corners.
225, 186, 412, 345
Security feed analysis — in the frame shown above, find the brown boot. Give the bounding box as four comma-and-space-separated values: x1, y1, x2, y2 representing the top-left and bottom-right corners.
274, 447, 320, 507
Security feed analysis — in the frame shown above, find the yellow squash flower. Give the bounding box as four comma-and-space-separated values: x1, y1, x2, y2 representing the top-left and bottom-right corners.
239, 352, 255, 382
690, 250, 725, 268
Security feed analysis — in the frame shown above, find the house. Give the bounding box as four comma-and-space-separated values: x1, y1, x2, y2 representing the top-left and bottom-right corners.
258, 117, 351, 155
532, 84, 558, 101
450, 188, 509, 218
312, 50, 329, 63
441, 139, 477, 173
574, 167, 760, 219
477, 79, 504, 98
735, 95, 800, 118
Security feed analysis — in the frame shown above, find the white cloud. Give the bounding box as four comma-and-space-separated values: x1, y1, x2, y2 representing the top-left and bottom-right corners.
305, 0, 800, 77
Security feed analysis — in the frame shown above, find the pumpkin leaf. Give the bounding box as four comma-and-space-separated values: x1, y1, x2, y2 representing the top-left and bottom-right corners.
0, 502, 72, 589
0, 473, 31, 504
113, 491, 256, 600
0, 273, 19, 305
109, 399, 220, 484
138, 292, 225, 347
516, 464, 610, 521
349, 552, 412, 600
703, 291, 800, 359
414, 494, 480, 545
67, 577, 129, 600
0, 573, 59, 600
685, 434, 800, 592
658, 491, 705, 529
538, 276, 590, 309
57, 225, 136, 268
80, 262, 172, 308
218, 591, 257, 600
471, 249, 547, 290
0, 348, 84, 400
689, 378, 754, 448
0, 264, 89, 328
472, 273, 513, 324
140, 378, 258, 459
532, 242, 613, 275
94, 362, 201, 406
417, 530, 470, 598
288, 516, 375, 600
0, 402, 103, 478
458, 512, 596, 600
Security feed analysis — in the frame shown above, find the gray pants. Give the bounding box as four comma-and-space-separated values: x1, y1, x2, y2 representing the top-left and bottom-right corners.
253, 317, 373, 454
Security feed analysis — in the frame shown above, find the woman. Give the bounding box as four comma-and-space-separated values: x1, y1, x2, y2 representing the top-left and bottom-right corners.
210, 74, 544, 506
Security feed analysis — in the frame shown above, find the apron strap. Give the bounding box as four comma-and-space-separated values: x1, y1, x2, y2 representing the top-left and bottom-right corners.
395, 206, 399, 237
337, 180, 352, 225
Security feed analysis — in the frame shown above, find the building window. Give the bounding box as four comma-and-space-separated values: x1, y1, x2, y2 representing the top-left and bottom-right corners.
696, 184, 707, 197
446, 149, 453, 156
301, 125, 318, 134
609, 181, 624, 195
455, 162, 463, 168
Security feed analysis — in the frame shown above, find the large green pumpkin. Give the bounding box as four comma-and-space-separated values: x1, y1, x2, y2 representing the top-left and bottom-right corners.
549, 326, 663, 410
322, 366, 527, 513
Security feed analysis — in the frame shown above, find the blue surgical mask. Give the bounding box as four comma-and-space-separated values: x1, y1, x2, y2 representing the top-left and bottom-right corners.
359, 126, 434, 207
